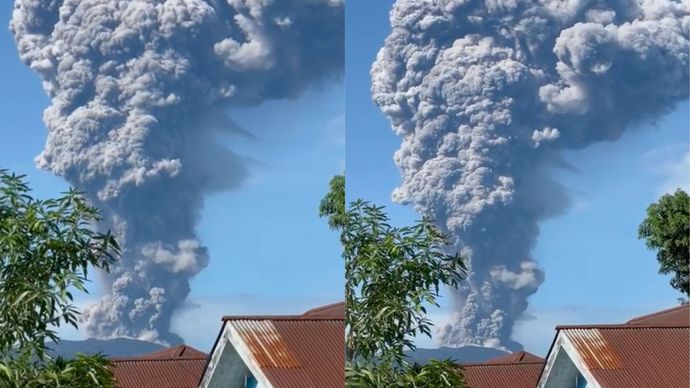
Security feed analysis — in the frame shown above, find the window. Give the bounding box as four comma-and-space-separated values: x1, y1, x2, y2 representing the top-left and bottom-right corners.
246, 374, 258, 388
575, 372, 587, 388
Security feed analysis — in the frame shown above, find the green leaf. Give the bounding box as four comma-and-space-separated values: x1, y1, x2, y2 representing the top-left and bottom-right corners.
0, 169, 120, 387
320, 175, 467, 387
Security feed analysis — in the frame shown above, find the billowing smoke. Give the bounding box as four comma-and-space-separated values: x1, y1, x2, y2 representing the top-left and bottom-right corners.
372, 0, 688, 350
11, 0, 343, 344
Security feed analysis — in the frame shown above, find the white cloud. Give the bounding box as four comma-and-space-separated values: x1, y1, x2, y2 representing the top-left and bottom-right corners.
532, 127, 560, 147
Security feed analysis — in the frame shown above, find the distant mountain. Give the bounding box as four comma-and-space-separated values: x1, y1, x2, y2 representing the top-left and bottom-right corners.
405, 346, 509, 365
45, 338, 165, 359
47, 340, 508, 365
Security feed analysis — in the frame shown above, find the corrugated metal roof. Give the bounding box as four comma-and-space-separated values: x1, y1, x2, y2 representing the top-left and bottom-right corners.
474, 350, 543, 365
230, 320, 302, 369
301, 302, 345, 319
561, 326, 690, 388
210, 302, 345, 388
626, 304, 689, 326
225, 318, 345, 388
112, 359, 208, 388
555, 304, 689, 331
111, 345, 207, 388
461, 352, 544, 388
566, 328, 622, 370
112, 345, 207, 361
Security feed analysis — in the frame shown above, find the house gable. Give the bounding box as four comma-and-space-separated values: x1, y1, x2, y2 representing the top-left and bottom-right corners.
200, 302, 345, 388
538, 332, 600, 388
200, 322, 273, 388
538, 306, 689, 388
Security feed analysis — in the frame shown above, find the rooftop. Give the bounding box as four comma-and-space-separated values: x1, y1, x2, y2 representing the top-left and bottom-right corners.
461, 351, 544, 388
111, 344, 207, 361
111, 345, 208, 388
221, 301, 345, 322
556, 303, 689, 330
459, 305, 690, 388
475, 350, 544, 365
301, 301, 345, 319
207, 302, 345, 388
540, 304, 690, 388
554, 326, 689, 388
625, 304, 689, 326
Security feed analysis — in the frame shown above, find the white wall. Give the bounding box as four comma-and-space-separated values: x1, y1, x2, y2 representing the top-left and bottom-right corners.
203, 338, 252, 388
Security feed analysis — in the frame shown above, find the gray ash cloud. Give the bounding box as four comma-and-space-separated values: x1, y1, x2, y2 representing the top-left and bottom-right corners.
372, 0, 688, 350
11, 0, 343, 344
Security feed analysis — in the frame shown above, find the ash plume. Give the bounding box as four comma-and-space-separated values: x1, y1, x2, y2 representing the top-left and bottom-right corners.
372, 0, 688, 350
11, 0, 343, 344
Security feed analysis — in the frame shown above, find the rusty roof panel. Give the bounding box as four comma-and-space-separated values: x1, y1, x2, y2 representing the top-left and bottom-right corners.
226, 318, 345, 388
112, 358, 207, 388
230, 320, 301, 368
462, 362, 543, 388
112, 345, 207, 362
111, 345, 207, 388
475, 351, 544, 365
271, 319, 345, 387
566, 329, 622, 370
626, 304, 689, 326
301, 302, 345, 319
562, 327, 689, 388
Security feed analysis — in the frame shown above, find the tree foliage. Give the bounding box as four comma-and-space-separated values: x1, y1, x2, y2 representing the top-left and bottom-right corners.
0, 353, 115, 388
638, 189, 689, 300
346, 359, 465, 388
321, 175, 467, 387
319, 174, 346, 233
0, 169, 119, 387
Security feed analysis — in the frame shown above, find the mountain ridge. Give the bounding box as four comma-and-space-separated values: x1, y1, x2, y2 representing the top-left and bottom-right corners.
45, 338, 166, 360
405, 345, 509, 365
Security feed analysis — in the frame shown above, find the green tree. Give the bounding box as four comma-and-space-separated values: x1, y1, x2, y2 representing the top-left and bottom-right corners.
0, 169, 120, 387
319, 174, 346, 232
638, 189, 690, 301
320, 175, 467, 387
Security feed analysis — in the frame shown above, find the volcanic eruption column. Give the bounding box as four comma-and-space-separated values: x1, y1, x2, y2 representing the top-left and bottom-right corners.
372, 0, 688, 350
11, 0, 343, 344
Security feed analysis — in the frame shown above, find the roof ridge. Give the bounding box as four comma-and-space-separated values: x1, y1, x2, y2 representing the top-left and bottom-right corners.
221, 315, 345, 322
302, 302, 345, 315
111, 357, 208, 363
556, 324, 690, 330
515, 351, 541, 362
626, 304, 689, 323
462, 361, 545, 367
174, 345, 187, 358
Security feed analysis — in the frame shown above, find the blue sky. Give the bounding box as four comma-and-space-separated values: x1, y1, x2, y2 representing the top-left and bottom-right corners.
1, 0, 688, 358
347, 0, 689, 355
0, 2, 344, 351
